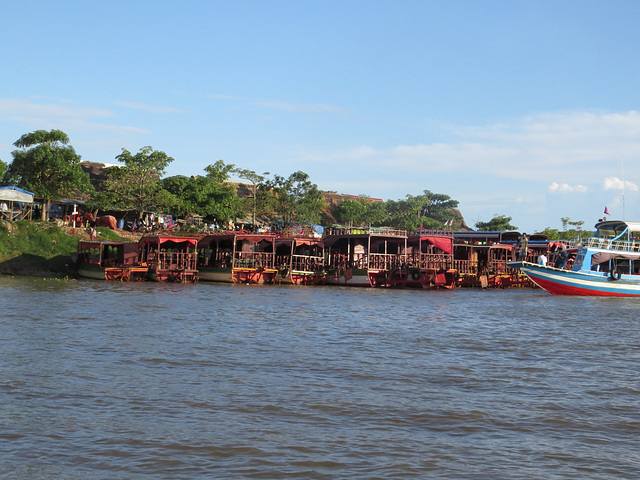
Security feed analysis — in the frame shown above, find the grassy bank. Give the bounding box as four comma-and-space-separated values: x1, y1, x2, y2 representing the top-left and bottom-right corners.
0, 220, 122, 277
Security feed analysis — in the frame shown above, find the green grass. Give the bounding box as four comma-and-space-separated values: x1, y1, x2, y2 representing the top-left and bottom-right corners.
0, 220, 127, 276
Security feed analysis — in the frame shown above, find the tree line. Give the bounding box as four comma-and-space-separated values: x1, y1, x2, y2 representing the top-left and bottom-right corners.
1, 129, 584, 237
0, 129, 470, 231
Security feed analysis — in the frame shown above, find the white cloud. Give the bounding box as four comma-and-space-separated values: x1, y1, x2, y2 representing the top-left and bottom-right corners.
114, 101, 187, 114
303, 110, 640, 191
548, 182, 588, 193
603, 176, 639, 191
0, 97, 148, 134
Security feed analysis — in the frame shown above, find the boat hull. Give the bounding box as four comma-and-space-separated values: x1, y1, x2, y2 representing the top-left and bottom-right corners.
78, 264, 148, 281
508, 261, 640, 296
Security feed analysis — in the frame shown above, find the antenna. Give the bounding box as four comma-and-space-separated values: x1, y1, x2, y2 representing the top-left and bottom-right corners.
622, 159, 626, 220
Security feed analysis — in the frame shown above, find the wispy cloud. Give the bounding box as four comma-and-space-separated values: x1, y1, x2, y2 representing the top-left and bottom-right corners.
114, 101, 187, 114
0, 98, 113, 121
0, 98, 149, 134
209, 94, 349, 114
304, 110, 640, 189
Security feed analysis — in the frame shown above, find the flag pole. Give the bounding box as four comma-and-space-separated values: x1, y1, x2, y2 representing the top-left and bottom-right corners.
622, 159, 626, 220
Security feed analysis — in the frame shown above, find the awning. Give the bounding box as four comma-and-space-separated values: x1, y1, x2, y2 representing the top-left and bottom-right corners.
139, 236, 199, 247
419, 236, 453, 254
591, 251, 640, 264
235, 234, 276, 243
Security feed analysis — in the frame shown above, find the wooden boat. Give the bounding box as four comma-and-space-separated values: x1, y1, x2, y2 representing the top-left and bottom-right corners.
323, 227, 407, 287
274, 235, 325, 285
138, 235, 199, 282
369, 231, 456, 288
508, 220, 640, 296
197, 232, 278, 284
75, 240, 148, 281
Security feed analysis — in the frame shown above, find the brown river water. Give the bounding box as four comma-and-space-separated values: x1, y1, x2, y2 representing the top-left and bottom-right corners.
1, 276, 639, 479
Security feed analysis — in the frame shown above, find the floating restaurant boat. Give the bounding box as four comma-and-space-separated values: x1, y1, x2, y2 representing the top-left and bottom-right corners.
197, 232, 278, 284
75, 240, 148, 281
138, 235, 199, 282
323, 227, 408, 287
274, 235, 325, 285
508, 220, 640, 296
371, 231, 457, 288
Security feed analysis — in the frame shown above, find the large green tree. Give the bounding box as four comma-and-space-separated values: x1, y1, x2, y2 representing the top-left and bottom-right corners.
259, 171, 325, 228
475, 214, 517, 231
161, 161, 243, 226
232, 167, 269, 226
90, 146, 175, 217
333, 196, 388, 227
385, 190, 460, 231
4, 129, 92, 219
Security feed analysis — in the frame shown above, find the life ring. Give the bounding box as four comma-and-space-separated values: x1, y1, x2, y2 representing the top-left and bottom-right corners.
611, 269, 622, 280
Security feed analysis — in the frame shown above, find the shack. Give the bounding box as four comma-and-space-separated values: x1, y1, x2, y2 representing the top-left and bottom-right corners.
0, 186, 34, 221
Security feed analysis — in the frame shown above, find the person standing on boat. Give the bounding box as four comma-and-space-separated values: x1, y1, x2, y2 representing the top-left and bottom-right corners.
538, 253, 548, 266
519, 233, 528, 260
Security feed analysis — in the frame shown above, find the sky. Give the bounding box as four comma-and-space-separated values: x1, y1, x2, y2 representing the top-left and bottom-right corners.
2, 0, 640, 233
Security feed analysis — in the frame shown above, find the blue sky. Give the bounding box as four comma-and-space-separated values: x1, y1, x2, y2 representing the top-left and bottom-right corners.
2, 0, 640, 233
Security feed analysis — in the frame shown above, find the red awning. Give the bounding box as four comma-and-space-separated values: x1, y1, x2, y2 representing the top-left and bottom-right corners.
236, 234, 276, 243
139, 236, 199, 247
420, 236, 453, 254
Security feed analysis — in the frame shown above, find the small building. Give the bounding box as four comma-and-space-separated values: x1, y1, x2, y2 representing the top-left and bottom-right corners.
0, 186, 34, 221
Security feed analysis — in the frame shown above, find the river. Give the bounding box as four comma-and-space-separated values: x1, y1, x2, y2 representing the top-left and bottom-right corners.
1, 276, 639, 479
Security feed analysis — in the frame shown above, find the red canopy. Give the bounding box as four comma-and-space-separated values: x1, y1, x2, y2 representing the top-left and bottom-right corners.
235, 234, 276, 243
419, 236, 453, 254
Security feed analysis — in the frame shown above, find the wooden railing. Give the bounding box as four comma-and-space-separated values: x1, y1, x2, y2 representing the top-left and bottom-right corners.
234, 252, 275, 268
156, 252, 198, 271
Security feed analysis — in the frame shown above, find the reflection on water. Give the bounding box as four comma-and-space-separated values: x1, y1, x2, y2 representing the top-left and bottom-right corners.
1, 277, 639, 479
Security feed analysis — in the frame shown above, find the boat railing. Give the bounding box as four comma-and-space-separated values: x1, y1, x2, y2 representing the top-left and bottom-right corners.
234, 251, 275, 268
368, 253, 406, 270
410, 229, 455, 238
454, 259, 479, 275
410, 253, 452, 270
156, 251, 198, 271
586, 237, 640, 252
291, 254, 324, 272
324, 226, 407, 237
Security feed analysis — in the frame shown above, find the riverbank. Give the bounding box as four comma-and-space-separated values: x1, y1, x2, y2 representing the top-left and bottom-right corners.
0, 220, 138, 278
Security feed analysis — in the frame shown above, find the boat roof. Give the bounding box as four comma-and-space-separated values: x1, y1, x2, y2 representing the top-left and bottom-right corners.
594, 220, 640, 233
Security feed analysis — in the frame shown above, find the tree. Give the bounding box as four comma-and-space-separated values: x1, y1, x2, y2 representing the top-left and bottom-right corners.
0, 158, 6, 180
161, 166, 243, 227
260, 171, 325, 228
4, 129, 92, 219
232, 167, 269, 227
334, 198, 367, 226
92, 146, 174, 217
475, 214, 517, 231
384, 190, 460, 231
333, 196, 388, 227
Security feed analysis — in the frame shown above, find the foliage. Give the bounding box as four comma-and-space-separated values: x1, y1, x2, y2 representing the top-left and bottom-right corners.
161, 167, 242, 226
232, 167, 270, 224
560, 216, 585, 231
539, 218, 592, 241
259, 171, 325, 228
475, 214, 518, 231
385, 190, 460, 231
0, 158, 6, 179
333, 196, 388, 227
3, 130, 92, 218
91, 146, 175, 216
